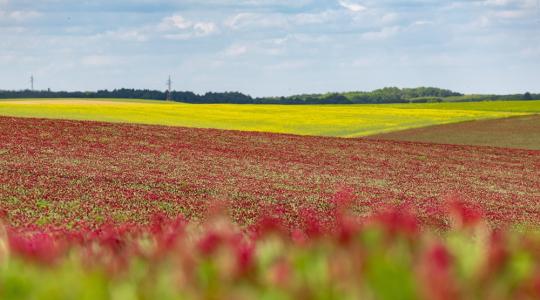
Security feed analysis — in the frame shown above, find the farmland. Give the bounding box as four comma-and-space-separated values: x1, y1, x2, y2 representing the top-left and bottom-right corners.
387, 100, 540, 113
2, 0, 539, 296
1, 100, 540, 299
0, 116, 540, 299
370, 115, 540, 150
1, 98, 537, 137
1, 116, 539, 230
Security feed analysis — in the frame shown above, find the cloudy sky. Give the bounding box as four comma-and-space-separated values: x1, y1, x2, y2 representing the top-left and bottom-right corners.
0, 0, 538, 96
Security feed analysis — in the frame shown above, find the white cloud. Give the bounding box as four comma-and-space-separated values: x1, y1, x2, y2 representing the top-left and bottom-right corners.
349, 57, 379, 67
361, 26, 400, 40
89, 15, 217, 43
339, 0, 367, 12
484, 0, 514, 5
222, 41, 281, 58
224, 13, 250, 29
412, 20, 433, 26
483, 0, 538, 8
193, 22, 217, 35
272, 34, 330, 45
225, 10, 341, 30
293, 10, 339, 25
160, 15, 193, 30
443, 2, 468, 10
0, 54, 15, 64
0, 10, 41, 21
225, 13, 288, 30
0, 0, 537, 95
265, 60, 310, 71
100, 29, 148, 42
81, 55, 116, 67
520, 46, 540, 58
491, 9, 529, 18
483, 0, 536, 6
381, 13, 398, 23
159, 14, 218, 39
224, 44, 248, 56
220, 33, 330, 60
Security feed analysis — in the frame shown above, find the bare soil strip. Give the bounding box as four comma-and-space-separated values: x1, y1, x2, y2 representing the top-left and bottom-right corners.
367, 115, 540, 150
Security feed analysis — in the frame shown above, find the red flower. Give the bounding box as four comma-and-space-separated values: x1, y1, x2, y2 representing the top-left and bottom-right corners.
446, 193, 483, 228
234, 241, 255, 276
419, 243, 458, 300
198, 231, 222, 256
375, 208, 419, 238
8, 232, 62, 264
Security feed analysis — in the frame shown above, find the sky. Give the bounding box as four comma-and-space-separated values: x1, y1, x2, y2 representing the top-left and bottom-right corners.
0, 0, 539, 97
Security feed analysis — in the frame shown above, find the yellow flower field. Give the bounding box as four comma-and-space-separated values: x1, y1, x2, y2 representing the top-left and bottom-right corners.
0, 99, 537, 137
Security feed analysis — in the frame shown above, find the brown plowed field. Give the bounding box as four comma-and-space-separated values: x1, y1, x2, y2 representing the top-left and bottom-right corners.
368, 115, 540, 150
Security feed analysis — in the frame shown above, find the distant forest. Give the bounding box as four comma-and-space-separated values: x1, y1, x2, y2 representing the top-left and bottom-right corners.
0, 87, 538, 104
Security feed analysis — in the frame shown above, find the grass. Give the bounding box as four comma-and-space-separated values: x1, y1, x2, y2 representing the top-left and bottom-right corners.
0, 98, 538, 137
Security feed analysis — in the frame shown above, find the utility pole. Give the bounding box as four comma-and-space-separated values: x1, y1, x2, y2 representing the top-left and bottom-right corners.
30, 75, 34, 91
166, 75, 172, 101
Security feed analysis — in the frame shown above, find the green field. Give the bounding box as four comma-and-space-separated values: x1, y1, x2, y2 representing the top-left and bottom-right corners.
388, 100, 540, 113
0, 99, 538, 137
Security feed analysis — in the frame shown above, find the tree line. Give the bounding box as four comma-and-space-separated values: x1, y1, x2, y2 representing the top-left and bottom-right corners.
0, 87, 537, 104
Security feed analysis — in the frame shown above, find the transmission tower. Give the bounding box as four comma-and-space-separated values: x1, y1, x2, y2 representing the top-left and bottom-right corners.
30, 75, 34, 91
166, 75, 172, 101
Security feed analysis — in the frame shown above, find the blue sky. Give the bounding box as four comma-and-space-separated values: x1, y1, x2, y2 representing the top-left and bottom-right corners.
0, 0, 538, 96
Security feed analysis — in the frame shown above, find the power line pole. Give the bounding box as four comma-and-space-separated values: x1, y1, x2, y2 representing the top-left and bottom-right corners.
166, 75, 172, 101
30, 74, 34, 91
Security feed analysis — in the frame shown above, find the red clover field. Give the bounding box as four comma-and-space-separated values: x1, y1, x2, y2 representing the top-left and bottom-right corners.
1, 116, 539, 230
0, 116, 540, 299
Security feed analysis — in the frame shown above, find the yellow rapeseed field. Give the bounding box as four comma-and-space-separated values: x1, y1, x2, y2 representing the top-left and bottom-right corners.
0, 98, 536, 137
